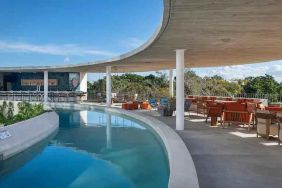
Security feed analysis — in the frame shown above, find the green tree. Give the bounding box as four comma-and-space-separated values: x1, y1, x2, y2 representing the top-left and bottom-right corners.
243, 74, 280, 94
184, 70, 203, 95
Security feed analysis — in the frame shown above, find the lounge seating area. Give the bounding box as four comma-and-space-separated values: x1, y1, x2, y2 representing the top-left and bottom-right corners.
187, 96, 282, 144
120, 95, 282, 144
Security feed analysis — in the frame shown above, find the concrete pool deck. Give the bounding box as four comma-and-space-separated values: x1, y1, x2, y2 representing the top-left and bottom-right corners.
139, 110, 282, 188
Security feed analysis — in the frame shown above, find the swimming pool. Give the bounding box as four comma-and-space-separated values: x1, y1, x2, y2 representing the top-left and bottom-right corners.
0, 109, 169, 188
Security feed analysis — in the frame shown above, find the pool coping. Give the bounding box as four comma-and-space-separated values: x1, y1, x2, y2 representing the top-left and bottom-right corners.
0, 111, 59, 160
47, 102, 199, 188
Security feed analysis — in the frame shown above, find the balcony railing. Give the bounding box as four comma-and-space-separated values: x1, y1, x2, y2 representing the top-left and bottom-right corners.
87, 91, 282, 105
0, 91, 86, 103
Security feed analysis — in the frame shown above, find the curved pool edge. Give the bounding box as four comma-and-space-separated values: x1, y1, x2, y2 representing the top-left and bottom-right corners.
0, 111, 59, 160
47, 103, 199, 188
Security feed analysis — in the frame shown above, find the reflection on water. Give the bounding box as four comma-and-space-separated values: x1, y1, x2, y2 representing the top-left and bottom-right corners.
106, 113, 112, 149
0, 109, 169, 188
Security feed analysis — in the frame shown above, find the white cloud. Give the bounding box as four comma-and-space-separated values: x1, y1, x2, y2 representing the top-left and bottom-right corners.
194, 60, 282, 82
0, 41, 117, 57
119, 37, 145, 49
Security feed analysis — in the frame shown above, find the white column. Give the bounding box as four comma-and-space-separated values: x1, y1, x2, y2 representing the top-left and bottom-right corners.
44, 70, 48, 103
169, 69, 174, 97
106, 113, 112, 149
106, 66, 112, 107
176, 49, 186, 130
79, 72, 88, 101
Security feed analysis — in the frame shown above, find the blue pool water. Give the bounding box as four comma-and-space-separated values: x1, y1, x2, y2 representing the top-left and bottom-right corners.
0, 109, 169, 188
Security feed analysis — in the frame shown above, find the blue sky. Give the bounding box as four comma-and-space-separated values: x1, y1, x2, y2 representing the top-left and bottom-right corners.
0, 0, 282, 82
0, 0, 162, 66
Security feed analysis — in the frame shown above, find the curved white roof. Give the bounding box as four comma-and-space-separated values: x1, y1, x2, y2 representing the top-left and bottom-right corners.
1, 0, 282, 72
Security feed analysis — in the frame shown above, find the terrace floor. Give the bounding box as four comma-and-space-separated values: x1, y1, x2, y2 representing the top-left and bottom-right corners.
139, 110, 282, 188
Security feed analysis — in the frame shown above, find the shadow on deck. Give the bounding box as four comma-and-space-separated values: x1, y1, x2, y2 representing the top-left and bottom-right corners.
139, 110, 282, 188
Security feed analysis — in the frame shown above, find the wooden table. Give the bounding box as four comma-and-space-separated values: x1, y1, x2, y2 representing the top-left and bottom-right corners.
210, 116, 218, 126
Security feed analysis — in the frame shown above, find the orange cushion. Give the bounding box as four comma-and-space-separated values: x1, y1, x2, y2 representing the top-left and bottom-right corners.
265, 106, 282, 112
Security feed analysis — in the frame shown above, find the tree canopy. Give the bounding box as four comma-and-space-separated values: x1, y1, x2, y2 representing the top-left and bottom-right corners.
87, 71, 282, 99
243, 74, 281, 94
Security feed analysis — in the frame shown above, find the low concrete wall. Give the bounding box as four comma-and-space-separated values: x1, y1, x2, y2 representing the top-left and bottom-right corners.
48, 102, 199, 188
0, 111, 59, 160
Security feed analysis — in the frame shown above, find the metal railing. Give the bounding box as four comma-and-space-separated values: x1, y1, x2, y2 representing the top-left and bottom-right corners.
0, 91, 86, 103
87, 91, 167, 103
87, 90, 282, 105
186, 92, 282, 104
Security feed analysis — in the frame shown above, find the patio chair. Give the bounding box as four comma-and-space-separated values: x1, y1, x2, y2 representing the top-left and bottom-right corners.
205, 101, 224, 126
157, 98, 175, 116
165, 98, 176, 116
256, 111, 278, 140
247, 102, 257, 127
160, 97, 169, 107
184, 99, 192, 116
149, 98, 158, 110
157, 97, 169, 115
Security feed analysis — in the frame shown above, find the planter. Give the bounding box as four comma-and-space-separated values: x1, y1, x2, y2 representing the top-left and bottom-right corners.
0, 111, 59, 160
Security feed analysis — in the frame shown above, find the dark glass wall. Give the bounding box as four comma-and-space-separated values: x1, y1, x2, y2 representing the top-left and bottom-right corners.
2, 72, 79, 91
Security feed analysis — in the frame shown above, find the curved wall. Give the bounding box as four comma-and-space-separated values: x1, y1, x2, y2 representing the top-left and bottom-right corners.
0, 111, 59, 160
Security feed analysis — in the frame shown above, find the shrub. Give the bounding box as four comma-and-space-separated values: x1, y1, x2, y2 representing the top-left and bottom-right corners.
0, 101, 45, 126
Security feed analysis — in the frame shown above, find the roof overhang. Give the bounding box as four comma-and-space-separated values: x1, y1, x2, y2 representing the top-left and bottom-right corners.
1, 0, 282, 73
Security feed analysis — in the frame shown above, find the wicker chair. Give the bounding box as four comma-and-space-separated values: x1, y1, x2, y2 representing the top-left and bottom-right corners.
163, 99, 176, 116
256, 111, 278, 139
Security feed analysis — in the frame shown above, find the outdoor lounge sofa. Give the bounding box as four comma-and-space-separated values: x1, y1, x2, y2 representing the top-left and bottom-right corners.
122, 102, 139, 110
222, 102, 253, 130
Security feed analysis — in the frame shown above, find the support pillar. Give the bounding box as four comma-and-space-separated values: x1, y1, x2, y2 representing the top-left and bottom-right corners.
79, 72, 88, 101
44, 70, 48, 103
106, 66, 112, 107
175, 49, 186, 130
169, 69, 174, 97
